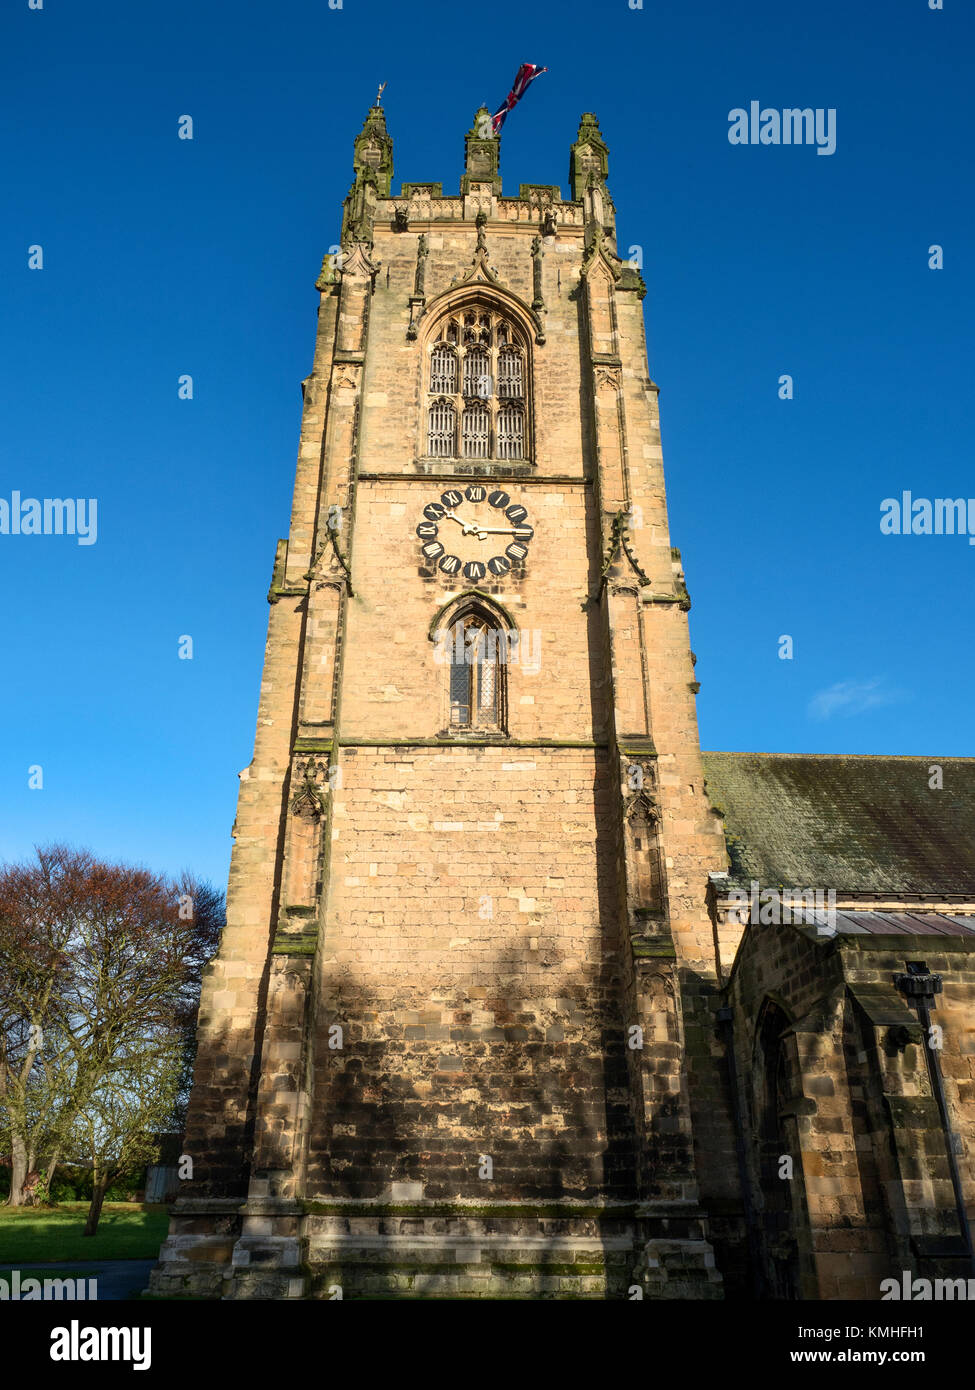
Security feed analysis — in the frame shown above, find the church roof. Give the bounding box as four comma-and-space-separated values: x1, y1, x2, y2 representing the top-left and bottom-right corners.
701, 752, 975, 896
830, 910, 975, 935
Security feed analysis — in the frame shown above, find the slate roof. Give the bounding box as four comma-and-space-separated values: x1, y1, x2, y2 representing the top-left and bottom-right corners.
700, 753, 975, 896
831, 911, 975, 935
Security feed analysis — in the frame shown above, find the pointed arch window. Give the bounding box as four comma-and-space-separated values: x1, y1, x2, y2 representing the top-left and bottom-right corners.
446, 609, 508, 731
427, 399, 456, 458
423, 303, 532, 461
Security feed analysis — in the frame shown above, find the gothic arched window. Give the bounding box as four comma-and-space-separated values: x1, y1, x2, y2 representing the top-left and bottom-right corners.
423, 303, 531, 462
446, 609, 508, 732
427, 399, 456, 458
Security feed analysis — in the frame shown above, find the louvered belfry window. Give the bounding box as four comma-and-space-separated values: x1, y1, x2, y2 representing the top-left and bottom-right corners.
497, 404, 524, 461
497, 346, 523, 399
427, 399, 456, 458
424, 304, 530, 460
463, 402, 490, 458
430, 344, 457, 394
463, 346, 491, 399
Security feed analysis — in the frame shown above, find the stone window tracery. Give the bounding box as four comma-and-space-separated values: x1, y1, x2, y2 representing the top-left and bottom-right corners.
424, 303, 531, 461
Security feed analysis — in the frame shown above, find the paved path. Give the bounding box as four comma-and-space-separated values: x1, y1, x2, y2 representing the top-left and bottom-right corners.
0, 1259, 155, 1300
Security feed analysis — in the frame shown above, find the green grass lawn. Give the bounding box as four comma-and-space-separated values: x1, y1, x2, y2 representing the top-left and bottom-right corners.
0, 1203, 170, 1263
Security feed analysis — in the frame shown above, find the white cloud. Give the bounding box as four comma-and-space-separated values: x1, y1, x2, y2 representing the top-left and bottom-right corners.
807, 678, 907, 721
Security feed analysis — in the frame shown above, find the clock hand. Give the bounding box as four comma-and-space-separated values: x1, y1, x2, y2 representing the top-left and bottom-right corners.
443, 508, 482, 536
442, 510, 530, 541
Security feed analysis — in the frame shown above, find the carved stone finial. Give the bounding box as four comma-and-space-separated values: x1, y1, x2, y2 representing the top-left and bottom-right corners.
463, 107, 501, 196
569, 112, 610, 202
315, 251, 341, 291
341, 104, 395, 243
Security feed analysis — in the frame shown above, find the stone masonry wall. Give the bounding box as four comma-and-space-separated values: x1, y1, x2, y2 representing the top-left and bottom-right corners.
304, 745, 636, 1200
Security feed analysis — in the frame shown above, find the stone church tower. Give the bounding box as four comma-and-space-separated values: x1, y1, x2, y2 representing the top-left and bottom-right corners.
147, 106, 753, 1299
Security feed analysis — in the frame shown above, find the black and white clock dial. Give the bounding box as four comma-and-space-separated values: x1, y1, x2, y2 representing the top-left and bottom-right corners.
416, 484, 534, 581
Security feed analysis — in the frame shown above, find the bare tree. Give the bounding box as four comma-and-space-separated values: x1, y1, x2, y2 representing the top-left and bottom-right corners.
0, 846, 223, 1221
73, 1040, 184, 1236
0, 846, 79, 1204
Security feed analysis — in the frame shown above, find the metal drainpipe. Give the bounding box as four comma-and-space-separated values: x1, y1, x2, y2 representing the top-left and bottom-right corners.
894, 962, 975, 1270
716, 1004, 766, 1297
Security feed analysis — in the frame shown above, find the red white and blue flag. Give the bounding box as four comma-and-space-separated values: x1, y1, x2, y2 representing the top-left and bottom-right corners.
491, 63, 548, 135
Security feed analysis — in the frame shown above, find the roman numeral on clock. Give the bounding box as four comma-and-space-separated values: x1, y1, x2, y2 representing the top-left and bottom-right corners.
416, 493, 532, 583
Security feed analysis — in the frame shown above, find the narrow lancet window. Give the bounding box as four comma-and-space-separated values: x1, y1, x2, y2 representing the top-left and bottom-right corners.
447, 612, 506, 731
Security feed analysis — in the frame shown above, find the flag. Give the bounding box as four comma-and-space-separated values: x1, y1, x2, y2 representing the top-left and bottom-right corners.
491, 63, 548, 135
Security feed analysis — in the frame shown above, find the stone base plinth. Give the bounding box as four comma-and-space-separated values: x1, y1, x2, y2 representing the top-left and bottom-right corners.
147, 1199, 723, 1300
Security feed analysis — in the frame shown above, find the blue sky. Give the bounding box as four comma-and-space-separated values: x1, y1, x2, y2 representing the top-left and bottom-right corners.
1, 0, 971, 887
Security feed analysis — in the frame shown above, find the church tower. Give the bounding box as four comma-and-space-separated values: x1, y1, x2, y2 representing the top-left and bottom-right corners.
150, 106, 735, 1300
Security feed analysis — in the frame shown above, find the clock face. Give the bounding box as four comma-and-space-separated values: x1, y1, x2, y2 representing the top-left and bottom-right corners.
416, 485, 534, 582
